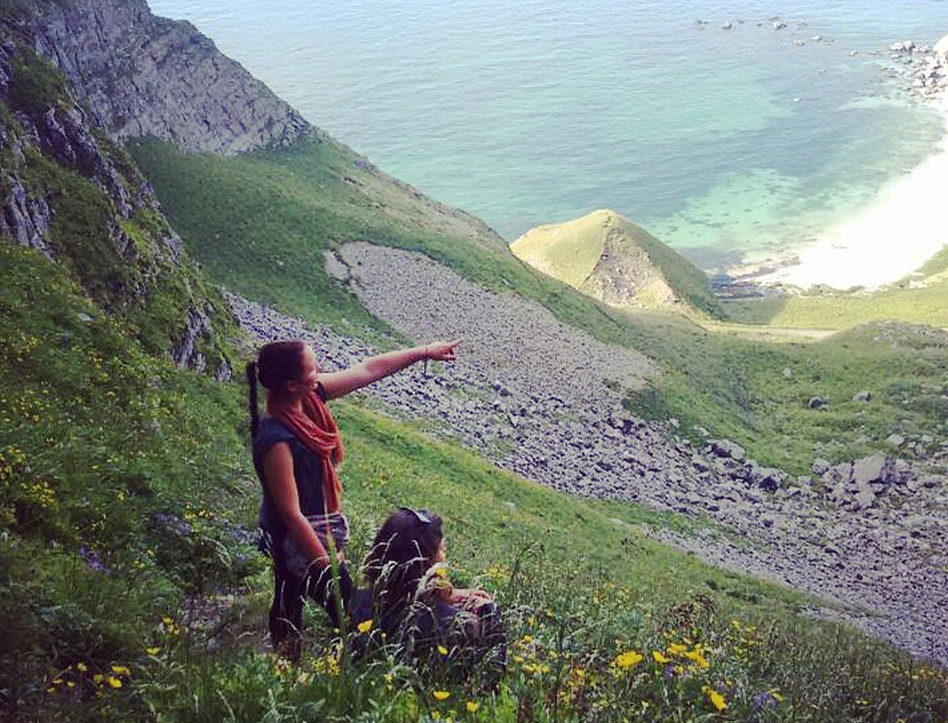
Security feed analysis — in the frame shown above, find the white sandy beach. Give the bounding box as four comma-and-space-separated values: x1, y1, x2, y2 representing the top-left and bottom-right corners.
754, 53, 948, 291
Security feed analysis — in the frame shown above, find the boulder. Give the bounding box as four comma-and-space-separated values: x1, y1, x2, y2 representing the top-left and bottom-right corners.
853, 486, 877, 510
852, 453, 892, 486
885, 433, 905, 447
808, 396, 828, 409
709, 439, 746, 461
751, 466, 785, 492
852, 390, 872, 402
811, 458, 831, 475
824, 462, 854, 486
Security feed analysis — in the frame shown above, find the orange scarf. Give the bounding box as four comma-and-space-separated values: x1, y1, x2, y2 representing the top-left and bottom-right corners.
266, 389, 345, 513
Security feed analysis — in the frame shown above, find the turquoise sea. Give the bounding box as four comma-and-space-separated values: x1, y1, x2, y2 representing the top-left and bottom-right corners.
148, 0, 948, 271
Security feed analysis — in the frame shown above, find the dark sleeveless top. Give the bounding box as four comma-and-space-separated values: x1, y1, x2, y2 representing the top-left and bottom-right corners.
252, 383, 329, 540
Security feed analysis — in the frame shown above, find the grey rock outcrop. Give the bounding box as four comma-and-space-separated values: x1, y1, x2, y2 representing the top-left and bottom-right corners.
28, 0, 311, 154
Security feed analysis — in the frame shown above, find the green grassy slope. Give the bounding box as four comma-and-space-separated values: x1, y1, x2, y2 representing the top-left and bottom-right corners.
129, 136, 511, 342
132, 138, 948, 473
3, 242, 946, 720
619, 311, 948, 472
723, 247, 948, 330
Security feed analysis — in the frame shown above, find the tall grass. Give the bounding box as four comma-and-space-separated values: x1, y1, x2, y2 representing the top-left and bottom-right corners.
3, 243, 946, 720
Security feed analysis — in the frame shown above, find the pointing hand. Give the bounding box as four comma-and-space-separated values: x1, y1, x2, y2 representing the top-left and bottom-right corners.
426, 339, 462, 362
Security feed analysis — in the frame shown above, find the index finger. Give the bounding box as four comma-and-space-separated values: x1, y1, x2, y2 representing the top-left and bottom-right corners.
446, 338, 463, 349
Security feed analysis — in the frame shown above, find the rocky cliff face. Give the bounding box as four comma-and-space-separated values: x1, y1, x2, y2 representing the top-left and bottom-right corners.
26, 0, 310, 155
0, 24, 233, 376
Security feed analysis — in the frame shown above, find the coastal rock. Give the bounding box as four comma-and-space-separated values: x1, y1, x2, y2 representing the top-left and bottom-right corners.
935, 34, 948, 60
0, 20, 232, 375
29, 0, 311, 154
510, 209, 721, 317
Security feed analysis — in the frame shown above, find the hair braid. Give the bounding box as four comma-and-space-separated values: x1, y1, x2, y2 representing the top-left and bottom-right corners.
246, 360, 260, 441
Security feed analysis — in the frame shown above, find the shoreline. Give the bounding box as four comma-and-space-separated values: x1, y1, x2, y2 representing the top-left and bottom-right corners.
735, 37, 948, 292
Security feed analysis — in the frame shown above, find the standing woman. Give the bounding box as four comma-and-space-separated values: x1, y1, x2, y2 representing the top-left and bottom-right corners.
246, 338, 460, 655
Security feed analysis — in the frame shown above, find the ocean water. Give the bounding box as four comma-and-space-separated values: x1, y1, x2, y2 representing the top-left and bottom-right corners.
147, 0, 947, 272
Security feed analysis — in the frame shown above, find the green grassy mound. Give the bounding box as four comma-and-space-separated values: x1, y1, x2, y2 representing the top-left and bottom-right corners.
2, 242, 947, 721
510, 209, 721, 318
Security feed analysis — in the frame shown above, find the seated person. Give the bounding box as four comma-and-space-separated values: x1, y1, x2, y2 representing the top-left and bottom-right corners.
361, 507, 505, 669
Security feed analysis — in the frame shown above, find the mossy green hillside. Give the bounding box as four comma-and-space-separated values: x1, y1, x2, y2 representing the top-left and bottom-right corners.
129, 136, 507, 342
722, 246, 948, 330
3, 242, 946, 720
620, 310, 948, 473
0, 44, 236, 370
0, 241, 260, 714
131, 137, 948, 473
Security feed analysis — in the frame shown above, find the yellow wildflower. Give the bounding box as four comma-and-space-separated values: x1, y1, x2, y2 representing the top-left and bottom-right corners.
357, 619, 373, 634
106, 676, 123, 689
613, 651, 644, 669
161, 616, 173, 625
76, 662, 88, 672
466, 701, 479, 713
703, 686, 726, 711
652, 651, 671, 664
433, 690, 450, 701
522, 634, 534, 644
685, 650, 709, 668
111, 666, 130, 676
667, 643, 687, 655
146, 647, 160, 655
